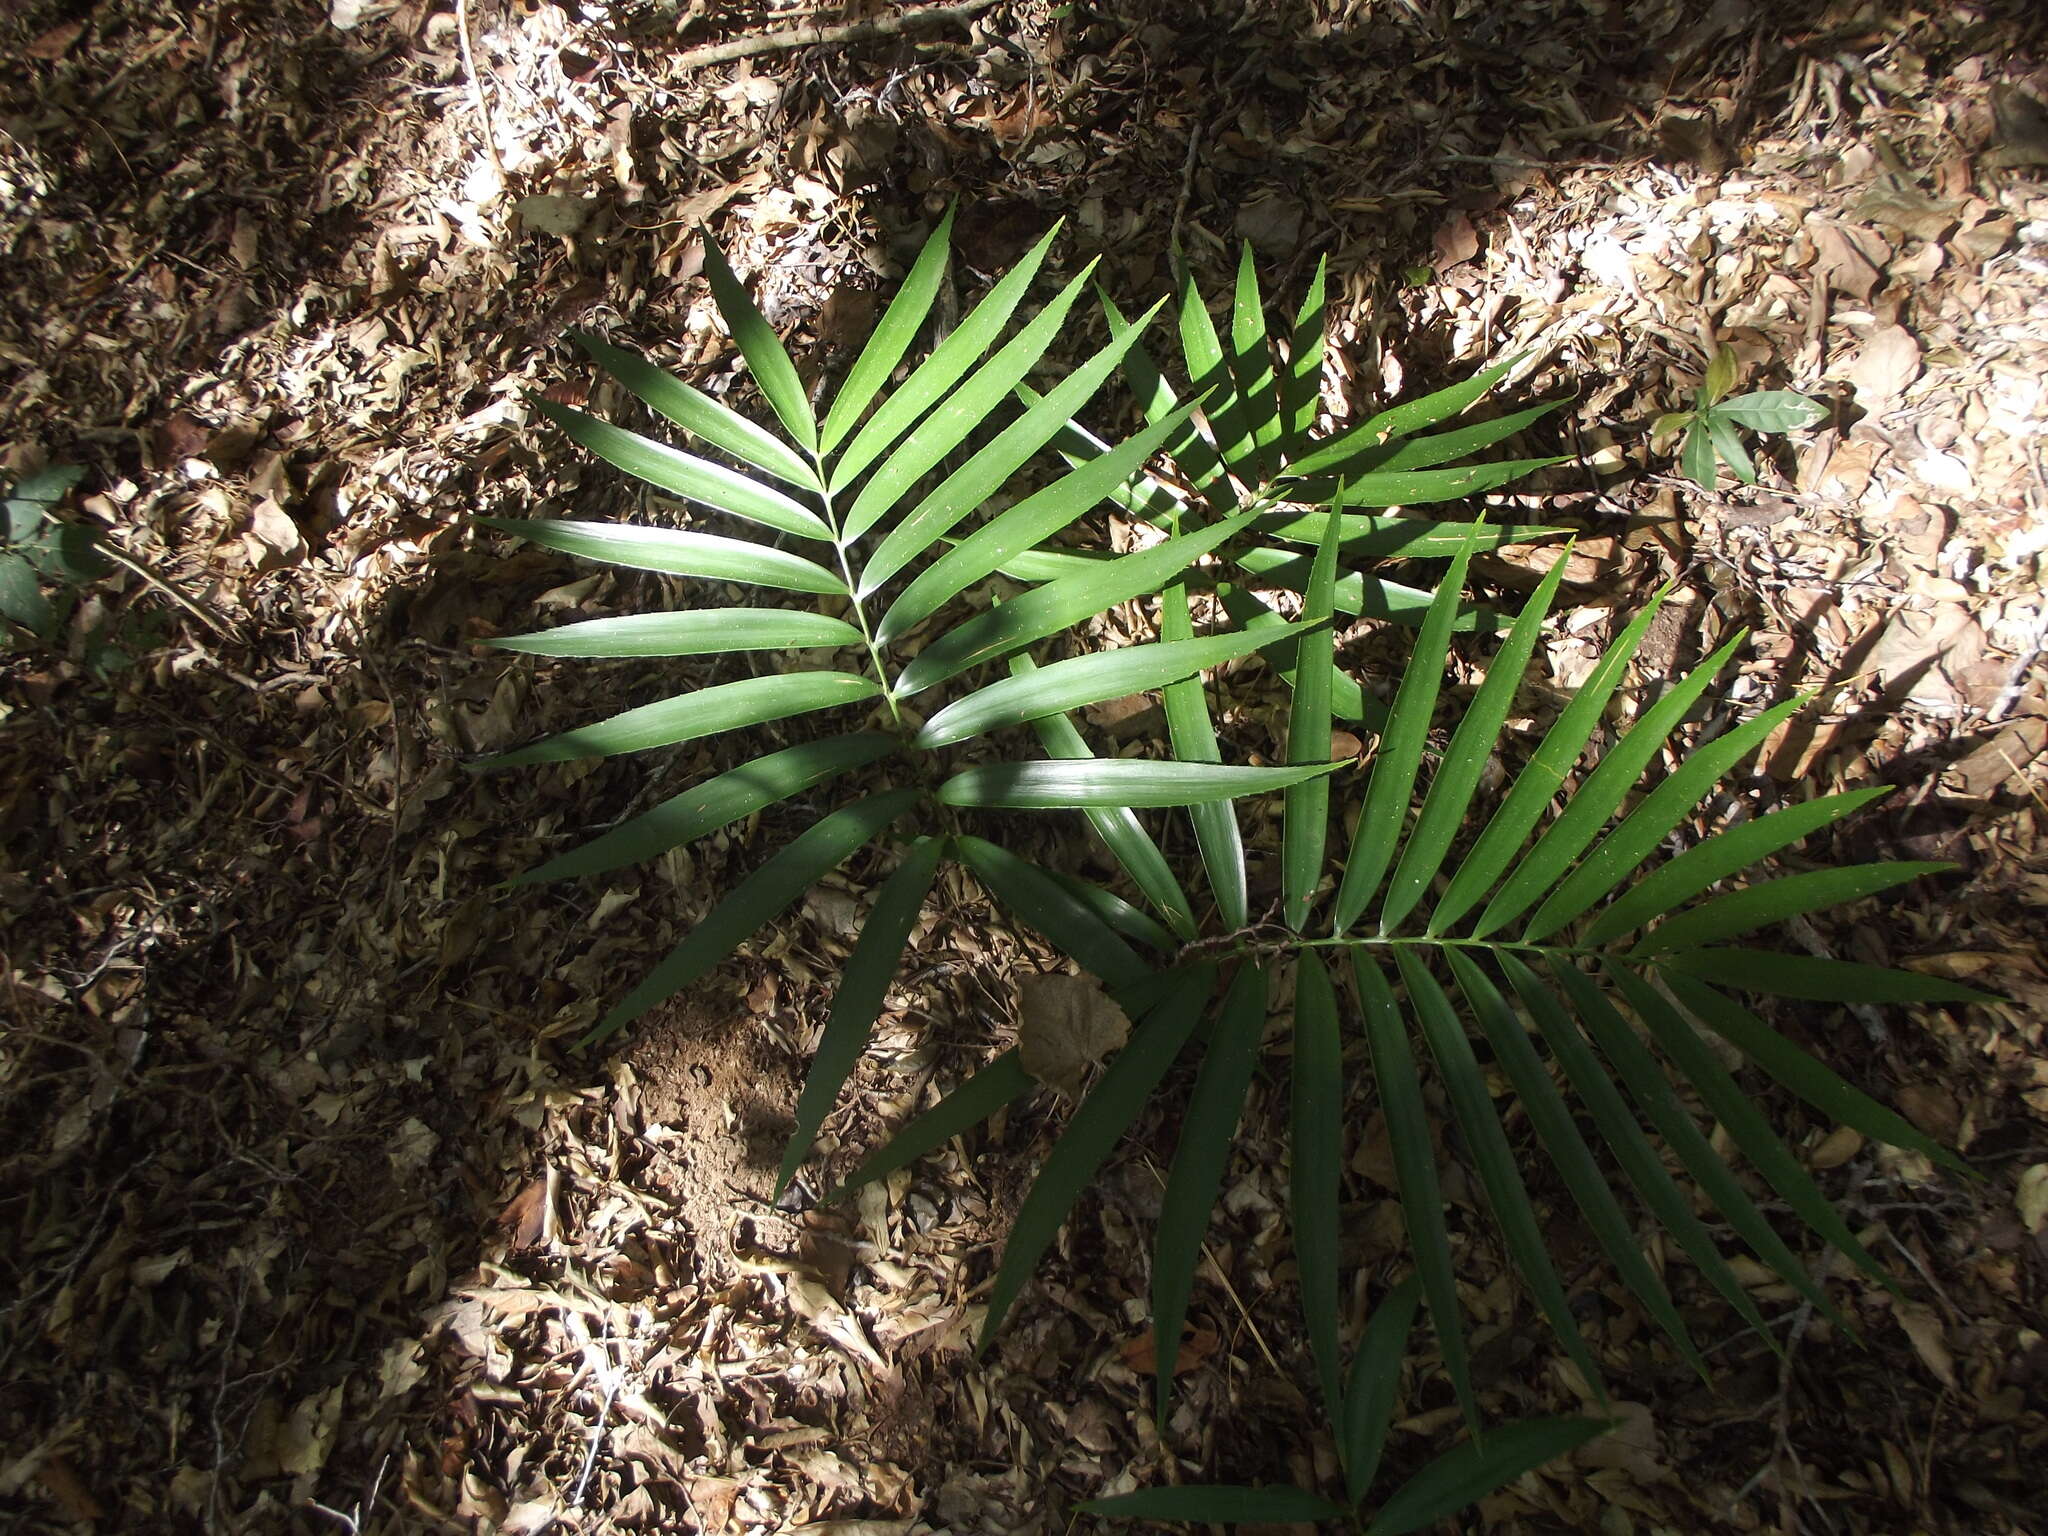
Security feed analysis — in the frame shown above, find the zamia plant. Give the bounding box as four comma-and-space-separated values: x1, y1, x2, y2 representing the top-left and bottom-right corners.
1084, 1278, 1605, 1532
486, 215, 1984, 1504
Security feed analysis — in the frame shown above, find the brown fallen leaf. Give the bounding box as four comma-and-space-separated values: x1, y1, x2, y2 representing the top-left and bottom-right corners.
1805, 219, 1888, 300
1433, 210, 1480, 271
1845, 324, 1922, 407
1894, 1302, 1958, 1390
1018, 971, 1130, 1100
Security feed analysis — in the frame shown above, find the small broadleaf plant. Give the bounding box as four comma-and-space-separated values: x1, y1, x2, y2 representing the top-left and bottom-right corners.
1655, 343, 1830, 488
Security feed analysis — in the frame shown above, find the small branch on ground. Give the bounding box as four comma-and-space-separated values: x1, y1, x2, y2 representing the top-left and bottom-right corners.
674, 0, 1000, 70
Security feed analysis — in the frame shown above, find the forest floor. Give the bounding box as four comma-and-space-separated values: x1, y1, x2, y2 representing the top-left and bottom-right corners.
3, 0, 2047, 1532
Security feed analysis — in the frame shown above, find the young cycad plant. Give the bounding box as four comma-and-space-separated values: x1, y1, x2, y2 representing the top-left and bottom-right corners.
1083, 1278, 1607, 1532
479, 209, 1339, 1159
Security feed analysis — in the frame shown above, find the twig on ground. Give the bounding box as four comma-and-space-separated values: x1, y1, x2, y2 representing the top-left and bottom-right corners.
674, 0, 999, 70
456, 0, 507, 188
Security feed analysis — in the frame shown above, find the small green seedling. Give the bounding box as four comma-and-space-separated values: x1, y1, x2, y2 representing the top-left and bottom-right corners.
0, 464, 100, 643
1656, 345, 1829, 488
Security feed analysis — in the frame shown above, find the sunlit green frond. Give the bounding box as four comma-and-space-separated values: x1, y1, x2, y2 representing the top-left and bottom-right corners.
1152, 962, 1268, 1419
1279, 256, 1327, 459
979, 965, 1219, 1350
1430, 587, 1673, 934
1227, 244, 1284, 479
507, 730, 896, 886
480, 516, 846, 595
1022, 658, 1197, 942
1287, 351, 1526, 478
1232, 547, 1484, 633
1100, 291, 1233, 504
1161, 580, 1248, 930
1379, 549, 1571, 932
896, 508, 1262, 695
819, 205, 955, 455
832, 222, 1062, 492
939, 758, 1340, 810
1470, 631, 1749, 938
700, 237, 818, 452
1332, 529, 1478, 933
479, 671, 881, 768
583, 789, 918, 1045
537, 368, 809, 516
1635, 863, 1952, 955
1292, 400, 1563, 489
1520, 690, 1813, 941
489, 609, 861, 659
918, 623, 1306, 750
877, 402, 1200, 644
1213, 580, 1378, 721
1253, 511, 1569, 557
1173, 254, 1252, 479
778, 837, 948, 1195
1281, 503, 1343, 930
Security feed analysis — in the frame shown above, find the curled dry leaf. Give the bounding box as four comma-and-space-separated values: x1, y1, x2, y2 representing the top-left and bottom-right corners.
1846, 324, 1923, 406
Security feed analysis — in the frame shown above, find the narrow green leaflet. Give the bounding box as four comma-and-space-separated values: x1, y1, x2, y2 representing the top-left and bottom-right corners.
1332, 529, 1478, 934
895, 507, 1261, 695
1281, 504, 1342, 931
1444, 951, 1704, 1378
1681, 421, 1717, 487
1609, 963, 1892, 1289
1082, 1486, 1347, 1524
876, 402, 1199, 643
940, 759, 1339, 810
1430, 587, 1671, 934
1254, 512, 1567, 557
1291, 400, 1562, 488
1293, 950, 1345, 1418
1212, 581, 1380, 723
489, 609, 861, 659
1518, 689, 1811, 942
568, 331, 819, 488
953, 836, 1151, 992
1152, 962, 1269, 1419
979, 966, 1219, 1349
1287, 352, 1524, 479
1659, 949, 1993, 1005
479, 672, 880, 768
700, 237, 818, 452
507, 731, 896, 886
1550, 959, 1840, 1320
1227, 244, 1283, 478
530, 401, 830, 541
830, 1049, 1035, 1201
1366, 1419, 1607, 1536
918, 623, 1305, 750
1397, 949, 1607, 1403
832, 222, 1062, 493
1635, 863, 1952, 955
1497, 953, 1779, 1351
819, 205, 954, 455
1279, 255, 1328, 456
1161, 581, 1248, 930
480, 516, 845, 595
1352, 952, 1476, 1431
1332, 457, 1565, 510
1174, 256, 1253, 477
1340, 1276, 1421, 1507
583, 789, 918, 1045
1101, 289, 1233, 504
1581, 787, 1896, 947
846, 267, 1127, 559
1379, 549, 1570, 932
1233, 548, 1477, 632
1663, 975, 1969, 1175
1474, 630, 1744, 946
1043, 866, 1179, 953
777, 838, 947, 1195
1023, 668, 1196, 941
